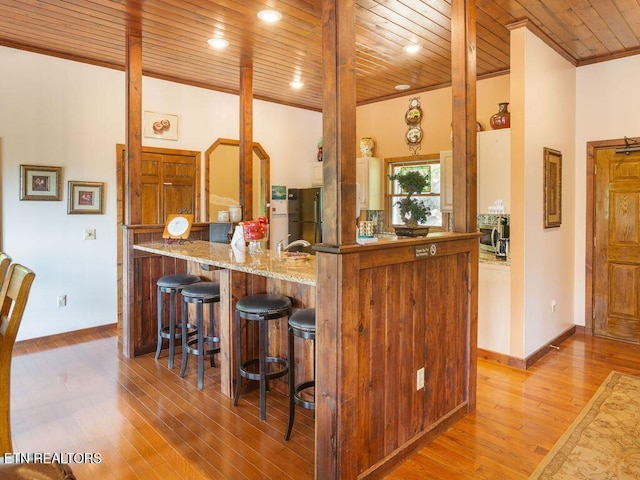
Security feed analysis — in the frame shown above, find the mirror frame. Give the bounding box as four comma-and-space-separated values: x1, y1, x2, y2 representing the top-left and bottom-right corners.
204, 138, 270, 222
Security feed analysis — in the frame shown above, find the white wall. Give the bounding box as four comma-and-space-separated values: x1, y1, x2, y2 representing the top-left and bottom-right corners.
0, 46, 321, 340
574, 55, 640, 328
510, 28, 577, 357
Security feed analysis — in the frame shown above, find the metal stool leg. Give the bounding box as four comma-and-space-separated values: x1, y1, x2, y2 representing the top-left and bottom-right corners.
197, 301, 205, 390
233, 310, 243, 406
167, 289, 177, 369
155, 285, 163, 360
285, 323, 295, 440
258, 316, 267, 421
180, 298, 189, 378
209, 302, 216, 368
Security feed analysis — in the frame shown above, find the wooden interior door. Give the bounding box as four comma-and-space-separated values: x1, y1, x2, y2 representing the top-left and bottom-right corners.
593, 147, 640, 342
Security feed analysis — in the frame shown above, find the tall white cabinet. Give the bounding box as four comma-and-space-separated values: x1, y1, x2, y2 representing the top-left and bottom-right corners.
477, 128, 510, 213
356, 157, 382, 210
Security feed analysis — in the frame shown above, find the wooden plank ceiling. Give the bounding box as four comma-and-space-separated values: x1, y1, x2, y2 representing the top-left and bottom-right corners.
1, 0, 640, 112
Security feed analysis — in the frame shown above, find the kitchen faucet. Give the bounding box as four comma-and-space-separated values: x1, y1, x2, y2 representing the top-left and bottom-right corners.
276, 236, 311, 254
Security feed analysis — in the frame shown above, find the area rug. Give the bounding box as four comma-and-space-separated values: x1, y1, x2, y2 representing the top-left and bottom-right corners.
529, 371, 640, 479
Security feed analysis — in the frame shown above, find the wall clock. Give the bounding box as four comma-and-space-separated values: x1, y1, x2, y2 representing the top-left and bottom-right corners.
162, 213, 194, 241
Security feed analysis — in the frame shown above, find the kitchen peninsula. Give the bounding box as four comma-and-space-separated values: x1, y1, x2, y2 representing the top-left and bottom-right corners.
132, 238, 316, 397
122, 224, 480, 479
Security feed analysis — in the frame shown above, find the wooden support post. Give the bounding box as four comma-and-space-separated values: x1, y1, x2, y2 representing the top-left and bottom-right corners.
125, 29, 142, 226
240, 56, 254, 221
451, 0, 478, 233
320, 0, 357, 248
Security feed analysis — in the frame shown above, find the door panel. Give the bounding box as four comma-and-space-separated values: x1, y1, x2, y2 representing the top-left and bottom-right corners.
594, 148, 640, 342
138, 151, 198, 224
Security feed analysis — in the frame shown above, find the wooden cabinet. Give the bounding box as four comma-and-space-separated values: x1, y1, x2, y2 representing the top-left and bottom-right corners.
477, 129, 510, 213
478, 262, 511, 355
356, 157, 382, 210
141, 150, 200, 224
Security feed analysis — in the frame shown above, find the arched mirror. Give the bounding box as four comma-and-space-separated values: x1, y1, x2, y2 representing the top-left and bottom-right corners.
204, 138, 270, 223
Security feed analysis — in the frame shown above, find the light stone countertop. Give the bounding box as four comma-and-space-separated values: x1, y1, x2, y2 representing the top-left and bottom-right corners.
134, 240, 316, 286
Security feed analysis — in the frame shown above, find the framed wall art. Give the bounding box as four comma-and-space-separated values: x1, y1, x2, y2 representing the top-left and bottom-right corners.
20, 164, 63, 201
144, 111, 179, 140
543, 148, 562, 228
68, 181, 105, 214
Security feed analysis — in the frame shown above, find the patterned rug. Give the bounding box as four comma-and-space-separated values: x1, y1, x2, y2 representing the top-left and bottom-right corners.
529, 371, 640, 479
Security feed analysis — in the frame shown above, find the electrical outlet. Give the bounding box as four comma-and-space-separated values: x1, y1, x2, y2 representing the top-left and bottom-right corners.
83, 228, 96, 240
551, 299, 557, 313
57, 295, 67, 307
416, 367, 425, 390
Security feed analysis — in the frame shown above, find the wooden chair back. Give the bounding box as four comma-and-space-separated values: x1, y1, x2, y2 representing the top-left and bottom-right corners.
0, 253, 10, 289
0, 264, 35, 455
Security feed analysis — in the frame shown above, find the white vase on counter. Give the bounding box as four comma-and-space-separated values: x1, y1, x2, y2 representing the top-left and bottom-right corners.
229, 205, 242, 222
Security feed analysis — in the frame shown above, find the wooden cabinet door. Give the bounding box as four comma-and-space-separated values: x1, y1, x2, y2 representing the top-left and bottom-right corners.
140, 150, 199, 224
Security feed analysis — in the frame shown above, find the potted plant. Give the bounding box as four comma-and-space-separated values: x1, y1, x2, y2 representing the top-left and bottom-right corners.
389, 169, 431, 236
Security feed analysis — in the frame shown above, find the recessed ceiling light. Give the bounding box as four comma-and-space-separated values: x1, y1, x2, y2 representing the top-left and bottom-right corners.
207, 37, 229, 49
289, 80, 304, 89
258, 10, 282, 23
402, 44, 420, 54
395, 84, 411, 91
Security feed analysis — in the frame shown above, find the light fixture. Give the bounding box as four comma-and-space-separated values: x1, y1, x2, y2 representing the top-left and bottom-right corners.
402, 44, 420, 54
207, 37, 229, 49
395, 84, 411, 91
257, 10, 282, 23
615, 136, 640, 155
289, 79, 304, 89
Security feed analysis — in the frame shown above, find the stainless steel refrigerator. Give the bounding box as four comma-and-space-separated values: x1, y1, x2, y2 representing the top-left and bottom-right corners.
287, 187, 322, 254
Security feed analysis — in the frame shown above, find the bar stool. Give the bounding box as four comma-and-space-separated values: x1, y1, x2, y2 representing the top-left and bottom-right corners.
179, 281, 221, 390
284, 308, 316, 440
233, 293, 292, 420
155, 273, 201, 369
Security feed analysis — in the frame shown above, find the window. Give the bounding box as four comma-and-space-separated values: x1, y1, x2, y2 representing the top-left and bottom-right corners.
387, 155, 445, 229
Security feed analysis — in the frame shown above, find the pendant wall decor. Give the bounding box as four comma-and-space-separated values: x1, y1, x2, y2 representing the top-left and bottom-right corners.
404, 97, 423, 155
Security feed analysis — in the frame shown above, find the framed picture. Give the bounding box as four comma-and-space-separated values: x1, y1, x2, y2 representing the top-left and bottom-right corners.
20, 165, 63, 201
144, 111, 179, 140
543, 148, 562, 228
162, 213, 194, 242
271, 185, 286, 200
68, 181, 105, 214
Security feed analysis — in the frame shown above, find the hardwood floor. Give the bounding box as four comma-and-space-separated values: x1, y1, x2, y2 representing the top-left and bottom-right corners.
9, 328, 640, 479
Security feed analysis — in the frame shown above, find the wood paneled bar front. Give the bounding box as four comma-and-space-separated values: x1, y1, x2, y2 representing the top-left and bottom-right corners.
314, 232, 479, 479
122, 225, 478, 479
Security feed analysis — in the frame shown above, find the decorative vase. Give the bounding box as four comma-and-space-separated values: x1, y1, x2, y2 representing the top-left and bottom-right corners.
360, 137, 375, 158
490, 102, 510, 129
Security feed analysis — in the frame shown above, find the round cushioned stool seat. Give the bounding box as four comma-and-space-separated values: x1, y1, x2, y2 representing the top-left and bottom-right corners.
157, 273, 201, 289
236, 293, 292, 315
156, 273, 201, 369
181, 281, 221, 300
288, 307, 315, 332
180, 282, 221, 390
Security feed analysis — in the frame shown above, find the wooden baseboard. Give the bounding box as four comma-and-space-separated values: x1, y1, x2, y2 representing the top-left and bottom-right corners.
478, 325, 578, 370
13, 323, 117, 355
